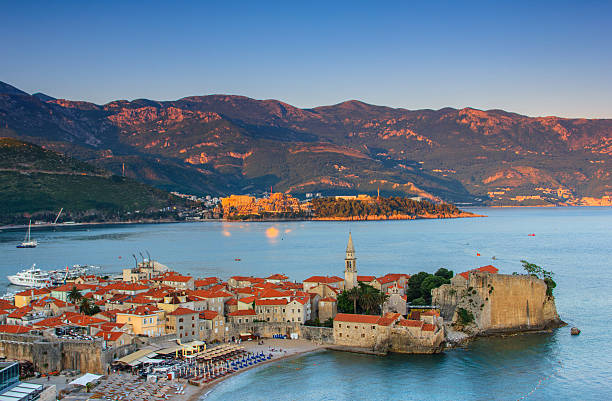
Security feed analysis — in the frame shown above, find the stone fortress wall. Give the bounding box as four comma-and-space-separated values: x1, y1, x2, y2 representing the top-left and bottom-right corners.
432, 271, 561, 334
0, 332, 136, 374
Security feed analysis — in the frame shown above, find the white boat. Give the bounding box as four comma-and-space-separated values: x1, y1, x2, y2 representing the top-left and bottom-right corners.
7, 264, 52, 288
16, 220, 37, 248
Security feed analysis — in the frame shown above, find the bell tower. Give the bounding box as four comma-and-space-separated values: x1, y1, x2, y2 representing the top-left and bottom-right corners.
344, 232, 358, 290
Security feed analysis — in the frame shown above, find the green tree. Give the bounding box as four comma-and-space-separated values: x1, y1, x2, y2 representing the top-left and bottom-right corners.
434, 268, 454, 280
79, 297, 91, 315
67, 286, 82, 304
411, 297, 427, 305
347, 287, 361, 314
407, 272, 430, 301
420, 275, 449, 304
521, 260, 556, 297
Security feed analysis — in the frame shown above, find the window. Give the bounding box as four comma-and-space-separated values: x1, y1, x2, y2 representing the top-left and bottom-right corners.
361, 333, 365, 338
372, 326, 376, 330
339, 333, 342, 337
179, 318, 184, 323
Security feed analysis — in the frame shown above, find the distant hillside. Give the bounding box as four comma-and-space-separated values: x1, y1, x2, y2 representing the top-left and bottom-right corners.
0, 138, 183, 223
1, 81, 610, 206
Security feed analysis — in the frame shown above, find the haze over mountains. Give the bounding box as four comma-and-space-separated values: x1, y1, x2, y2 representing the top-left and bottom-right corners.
1, 81, 611, 206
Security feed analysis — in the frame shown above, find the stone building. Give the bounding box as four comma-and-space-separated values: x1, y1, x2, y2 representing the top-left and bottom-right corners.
333, 312, 444, 353
165, 307, 199, 342
198, 310, 225, 342
318, 297, 337, 322
227, 309, 257, 324
255, 299, 288, 322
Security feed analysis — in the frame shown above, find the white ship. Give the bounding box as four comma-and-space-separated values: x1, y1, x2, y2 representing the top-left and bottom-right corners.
7, 264, 52, 288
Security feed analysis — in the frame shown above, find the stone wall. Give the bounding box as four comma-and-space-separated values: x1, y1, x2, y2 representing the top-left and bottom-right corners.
227, 322, 333, 344
432, 272, 562, 335
0, 333, 135, 374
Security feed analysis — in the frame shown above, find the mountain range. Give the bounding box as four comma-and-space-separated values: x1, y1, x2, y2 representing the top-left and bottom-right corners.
1, 80, 611, 206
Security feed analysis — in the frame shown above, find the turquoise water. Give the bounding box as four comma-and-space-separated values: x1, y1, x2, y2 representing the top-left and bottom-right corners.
1, 207, 610, 400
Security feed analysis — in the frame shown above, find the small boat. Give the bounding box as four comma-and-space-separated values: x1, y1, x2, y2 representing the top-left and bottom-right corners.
234, 258, 241, 261
16, 220, 37, 248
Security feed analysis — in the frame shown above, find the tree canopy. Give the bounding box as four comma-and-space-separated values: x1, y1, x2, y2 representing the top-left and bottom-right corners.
337, 283, 389, 315
406, 270, 451, 304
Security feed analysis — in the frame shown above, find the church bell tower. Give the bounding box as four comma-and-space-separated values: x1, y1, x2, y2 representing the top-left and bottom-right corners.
344, 232, 358, 290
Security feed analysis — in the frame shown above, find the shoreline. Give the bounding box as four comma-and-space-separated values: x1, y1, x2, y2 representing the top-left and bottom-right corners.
186, 339, 325, 401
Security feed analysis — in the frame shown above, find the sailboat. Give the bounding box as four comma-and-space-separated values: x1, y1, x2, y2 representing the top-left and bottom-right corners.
16, 220, 37, 248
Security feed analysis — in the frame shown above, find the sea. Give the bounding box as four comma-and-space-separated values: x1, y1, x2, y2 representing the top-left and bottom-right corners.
0, 207, 610, 400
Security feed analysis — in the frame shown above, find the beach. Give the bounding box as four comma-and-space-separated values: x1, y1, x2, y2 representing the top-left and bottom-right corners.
187, 339, 325, 401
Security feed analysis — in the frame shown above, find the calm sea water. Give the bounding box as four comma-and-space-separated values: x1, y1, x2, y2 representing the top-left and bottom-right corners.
1, 207, 610, 400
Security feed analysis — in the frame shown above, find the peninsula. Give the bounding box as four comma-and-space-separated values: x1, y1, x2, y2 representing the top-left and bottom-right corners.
0, 234, 562, 400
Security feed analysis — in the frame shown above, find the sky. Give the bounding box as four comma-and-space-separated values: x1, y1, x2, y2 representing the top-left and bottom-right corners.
2, 1, 612, 118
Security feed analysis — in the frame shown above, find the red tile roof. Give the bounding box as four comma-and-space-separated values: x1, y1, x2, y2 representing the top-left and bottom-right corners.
303, 276, 343, 284
195, 277, 218, 287
238, 296, 257, 304
15, 288, 52, 297
0, 324, 32, 334
118, 305, 161, 316
319, 297, 337, 302
167, 307, 198, 316
259, 289, 291, 299
459, 265, 499, 280
200, 310, 219, 320
66, 315, 107, 326
255, 299, 288, 306
422, 324, 435, 332
334, 313, 381, 324
398, 319, 424, 328
377, 273, 410, 285
95, 331, 127, 341
357, 276, 377, 282
225, 298, 238, 305
266, 274, 288, 280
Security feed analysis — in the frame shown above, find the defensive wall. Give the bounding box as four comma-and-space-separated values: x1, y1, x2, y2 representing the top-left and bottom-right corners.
0, 332, 136, 374
432, 272, 562, 335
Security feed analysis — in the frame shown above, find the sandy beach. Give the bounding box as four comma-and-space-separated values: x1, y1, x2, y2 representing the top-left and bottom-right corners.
184, 339, 325, 401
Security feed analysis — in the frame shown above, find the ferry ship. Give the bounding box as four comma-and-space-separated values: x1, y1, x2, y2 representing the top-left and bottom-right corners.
7, 265, 52, 288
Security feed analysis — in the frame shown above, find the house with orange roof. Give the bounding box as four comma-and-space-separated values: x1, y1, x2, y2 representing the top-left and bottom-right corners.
227, 276, 265, 289
306, 282, 339, 300
116, 305, 165, 337
158, 273, 195, 290
95, 330, 133, 348
14, 288, 52, 308
31, 296, 78, 316
165, 307, 199, 341
255, 298, 288, 323
225, 298, 238, 315
237, 296, 257, 311
258, 288, 292, 301
227, 309, 256, 324
377, 273, 410, 293
286, 297, 311, 323
194, 277, 219, 290
6, 306, 46, 326
198, 310, 225, 342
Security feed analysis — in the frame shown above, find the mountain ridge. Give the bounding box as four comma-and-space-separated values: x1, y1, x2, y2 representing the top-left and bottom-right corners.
1, 80, 610, 206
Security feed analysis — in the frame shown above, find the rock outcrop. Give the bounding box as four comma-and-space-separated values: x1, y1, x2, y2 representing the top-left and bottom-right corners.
433, 271, 563, 336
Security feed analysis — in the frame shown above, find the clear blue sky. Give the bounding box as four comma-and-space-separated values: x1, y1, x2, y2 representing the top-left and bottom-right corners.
2, 1, 611, 118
